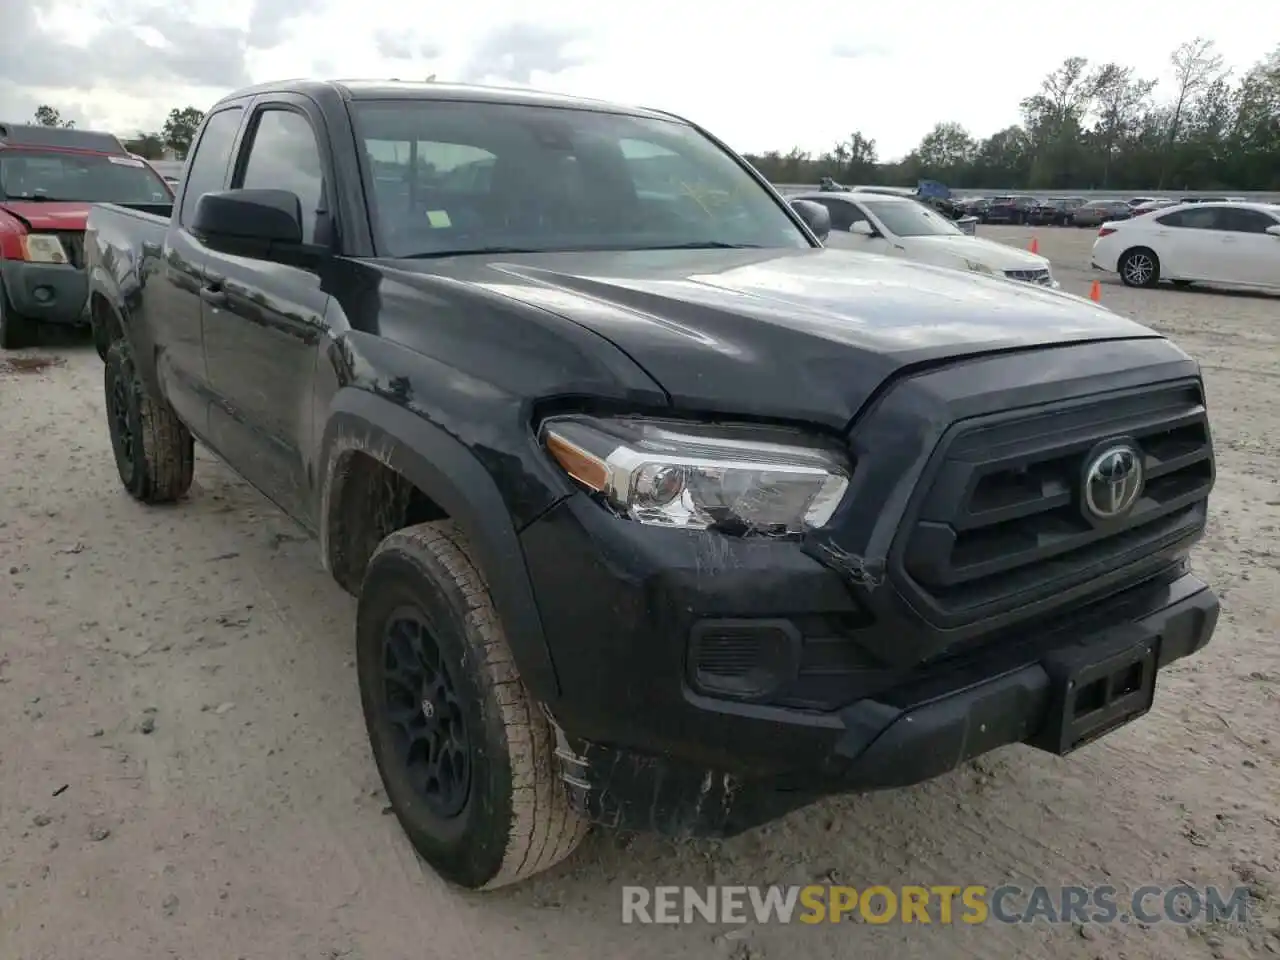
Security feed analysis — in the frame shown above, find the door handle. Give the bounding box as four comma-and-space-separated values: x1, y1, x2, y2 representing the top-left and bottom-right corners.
199, 283, 227, 307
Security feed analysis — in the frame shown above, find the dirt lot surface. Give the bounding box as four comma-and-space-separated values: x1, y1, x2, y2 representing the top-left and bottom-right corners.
2, 225, 1278, 960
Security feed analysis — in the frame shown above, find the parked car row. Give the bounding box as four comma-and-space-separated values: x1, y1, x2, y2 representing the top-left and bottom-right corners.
960, 194, 1135, 227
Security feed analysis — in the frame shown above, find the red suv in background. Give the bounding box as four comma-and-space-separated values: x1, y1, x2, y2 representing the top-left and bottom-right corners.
0, 123, 173, 348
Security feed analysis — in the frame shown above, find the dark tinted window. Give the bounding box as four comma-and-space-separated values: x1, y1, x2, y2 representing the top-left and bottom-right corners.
349, 100, 809, 257
179, 108, 242, 226
237, 109, 326, 244
1216, 207, 1279, 234
815, 198, 865, 231
1156, 207, 1224, 229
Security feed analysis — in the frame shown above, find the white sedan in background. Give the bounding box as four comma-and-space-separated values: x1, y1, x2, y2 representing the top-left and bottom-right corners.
792, 191, 1059, 288
1091, 201, 1280, 290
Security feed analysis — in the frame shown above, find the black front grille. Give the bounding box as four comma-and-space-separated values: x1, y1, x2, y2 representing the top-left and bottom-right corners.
895, 379, 1213, 626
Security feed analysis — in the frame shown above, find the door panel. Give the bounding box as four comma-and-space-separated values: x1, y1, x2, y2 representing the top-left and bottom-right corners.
200, 100, 333, 529
1216, 207, 1280, 287
152, 105, 245, 435
202, 253, 328, 524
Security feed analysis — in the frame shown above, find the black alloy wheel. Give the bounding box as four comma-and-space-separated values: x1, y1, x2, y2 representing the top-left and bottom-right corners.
380, 606, 472, 818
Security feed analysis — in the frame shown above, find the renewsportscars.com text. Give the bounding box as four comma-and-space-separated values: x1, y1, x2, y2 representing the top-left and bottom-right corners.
621, 884, 1252, 925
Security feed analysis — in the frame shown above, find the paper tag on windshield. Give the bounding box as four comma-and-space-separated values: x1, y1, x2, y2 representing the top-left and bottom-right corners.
109, 156, 145, 167
426, 209, 452, 228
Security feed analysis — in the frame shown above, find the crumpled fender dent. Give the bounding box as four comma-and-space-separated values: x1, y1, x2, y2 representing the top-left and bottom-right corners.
317, 386, 563, 702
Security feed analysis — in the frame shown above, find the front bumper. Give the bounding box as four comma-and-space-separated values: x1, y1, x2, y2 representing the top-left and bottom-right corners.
520, 340, 1216, 837
0, 259, 88, 325
547, 570, 1217, 837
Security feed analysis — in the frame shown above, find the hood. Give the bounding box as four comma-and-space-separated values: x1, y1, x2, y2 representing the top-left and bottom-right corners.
382, 246, 1159, 428
0, 200, 90, 231
905, 235, 1050, 271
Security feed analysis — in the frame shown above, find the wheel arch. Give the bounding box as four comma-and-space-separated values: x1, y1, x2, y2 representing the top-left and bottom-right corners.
318, 387, 561, 703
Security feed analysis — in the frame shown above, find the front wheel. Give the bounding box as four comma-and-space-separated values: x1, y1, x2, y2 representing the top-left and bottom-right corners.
357, 521, 588, 890
1119, 248, 1160, 288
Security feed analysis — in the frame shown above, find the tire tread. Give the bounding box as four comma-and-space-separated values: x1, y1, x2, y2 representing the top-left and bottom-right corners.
105, 340, 194, 503
369, 520, 588, 889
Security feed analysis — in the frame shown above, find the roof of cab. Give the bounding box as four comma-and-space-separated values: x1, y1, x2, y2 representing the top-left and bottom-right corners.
211, 78, 682, 123
0, 122, 128, 155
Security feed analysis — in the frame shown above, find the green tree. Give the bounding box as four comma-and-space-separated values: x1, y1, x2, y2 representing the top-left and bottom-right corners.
123, 132, 168, 160
739, 37, 1277, 192
162, 107, 206, 158
1159, 37, 1226, 187
32, 105, 75, 128
1088, 64, 1156, 186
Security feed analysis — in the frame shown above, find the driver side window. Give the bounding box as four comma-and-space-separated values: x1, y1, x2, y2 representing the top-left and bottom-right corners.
235, 108, 326, 244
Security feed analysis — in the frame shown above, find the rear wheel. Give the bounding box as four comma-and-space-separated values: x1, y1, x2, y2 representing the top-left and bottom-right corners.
103, 340, 195, 502
1119, 248, 1160, 288
357, 521, 588, 889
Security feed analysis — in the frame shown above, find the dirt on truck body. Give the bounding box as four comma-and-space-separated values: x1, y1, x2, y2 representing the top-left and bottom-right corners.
83, 78, 1218, 890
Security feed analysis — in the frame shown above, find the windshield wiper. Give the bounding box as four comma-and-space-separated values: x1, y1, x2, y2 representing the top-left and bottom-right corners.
398, 241, 765, 259
631, 241, 763, 250
400, 246, 545, 259
5, 194, 72, 203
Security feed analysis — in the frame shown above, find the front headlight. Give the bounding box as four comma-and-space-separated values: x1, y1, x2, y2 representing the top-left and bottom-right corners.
964, 259, 995, 275
21, 234, 70, 264
539, 415, 851, 536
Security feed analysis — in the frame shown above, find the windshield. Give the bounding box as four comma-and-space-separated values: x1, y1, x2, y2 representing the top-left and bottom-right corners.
349, 100, 811, 257
862, 199, 963, 237
0, 150, 172, 203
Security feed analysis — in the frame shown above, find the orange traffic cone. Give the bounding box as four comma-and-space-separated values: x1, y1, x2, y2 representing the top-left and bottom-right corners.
1029, 236, 1039, 254
1089, 280, 1102, 302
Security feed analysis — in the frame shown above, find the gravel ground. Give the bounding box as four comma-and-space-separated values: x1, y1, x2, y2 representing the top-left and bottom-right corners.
2, 226, 1278, 960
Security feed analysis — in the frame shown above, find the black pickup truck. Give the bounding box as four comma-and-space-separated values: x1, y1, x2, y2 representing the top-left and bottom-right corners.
84, 79, 1220, 891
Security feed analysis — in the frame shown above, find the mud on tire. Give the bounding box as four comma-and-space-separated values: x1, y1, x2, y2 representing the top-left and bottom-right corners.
357, 520, 588, 889
103, 340, 195, 502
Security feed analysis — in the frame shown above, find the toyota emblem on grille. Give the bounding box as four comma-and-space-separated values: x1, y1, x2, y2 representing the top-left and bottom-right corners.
1084, 444, 1144, 520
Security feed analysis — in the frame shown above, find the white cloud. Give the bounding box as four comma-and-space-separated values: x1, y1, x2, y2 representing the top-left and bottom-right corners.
1, 0, 1273, 161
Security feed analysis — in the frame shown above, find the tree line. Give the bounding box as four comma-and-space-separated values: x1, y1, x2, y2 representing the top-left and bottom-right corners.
26, 45, 1278, 190
29, 104, 207, 160
744, 38, 1279, 191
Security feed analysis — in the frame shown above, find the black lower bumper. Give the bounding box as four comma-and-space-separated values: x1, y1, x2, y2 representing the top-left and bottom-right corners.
0, 260, 88, 325
550, 573, 1218, 838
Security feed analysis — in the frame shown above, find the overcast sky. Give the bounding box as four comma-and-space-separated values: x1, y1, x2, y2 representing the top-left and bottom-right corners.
0, 0, 1273, 161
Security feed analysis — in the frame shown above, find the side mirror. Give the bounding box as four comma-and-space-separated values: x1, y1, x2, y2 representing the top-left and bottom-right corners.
849, 220, 875, 237
1267, 224, 1280, 237
192, 189, 304, 248
790, 199, 830, 242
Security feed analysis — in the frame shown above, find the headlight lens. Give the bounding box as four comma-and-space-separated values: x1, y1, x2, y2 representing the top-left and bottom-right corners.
20, 234, 70, 264
964, 259, 995, 275
539, 415, 851, 536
